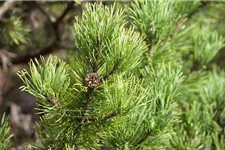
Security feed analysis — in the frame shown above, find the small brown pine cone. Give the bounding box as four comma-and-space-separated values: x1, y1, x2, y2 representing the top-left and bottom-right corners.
85, 73, 100, 88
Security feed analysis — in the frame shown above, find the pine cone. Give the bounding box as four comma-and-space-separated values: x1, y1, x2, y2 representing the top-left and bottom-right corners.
85, 73, 100, 88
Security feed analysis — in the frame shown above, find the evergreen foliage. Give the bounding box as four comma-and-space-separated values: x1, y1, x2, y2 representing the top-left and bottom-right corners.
0, 113, 12, 150
1, 14, 30, 46
18, 3, 150, 149
15, 1, 225, 149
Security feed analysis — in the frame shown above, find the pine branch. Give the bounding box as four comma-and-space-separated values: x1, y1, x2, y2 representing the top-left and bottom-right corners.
136, 131, 151, 146
73, 112, 117, 124
148, 45, 153, 57
73, 88, 94, 144
81, 112, 117, 123
103, 112, 117, 120
188, 62, 198, 75
174, 16, 185, 35
82, 88, 94, 117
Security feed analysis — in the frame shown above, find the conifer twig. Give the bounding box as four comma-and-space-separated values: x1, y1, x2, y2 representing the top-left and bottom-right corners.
148, 45, 153, 57
74, 111, 117, 123
136, 131, 151, 145
103, 112, 117, 120
73, 87, 94, 143
82, 88, 94, 117
188, 61, 199, 75
174, 16, 185, 34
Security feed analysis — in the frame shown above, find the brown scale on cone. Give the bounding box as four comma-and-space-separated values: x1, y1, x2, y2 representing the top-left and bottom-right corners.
85, 73, 100, 88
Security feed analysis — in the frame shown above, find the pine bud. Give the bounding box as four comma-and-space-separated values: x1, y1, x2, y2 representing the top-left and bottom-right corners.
85, 73, 100, 88
51, 97, 61, 106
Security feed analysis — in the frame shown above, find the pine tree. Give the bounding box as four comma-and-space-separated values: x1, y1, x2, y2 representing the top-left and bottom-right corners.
16, 1, 225, 149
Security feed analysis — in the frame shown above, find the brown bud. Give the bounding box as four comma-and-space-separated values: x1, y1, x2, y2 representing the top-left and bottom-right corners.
51, 97, 61, 106
85, 73, 100, 88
